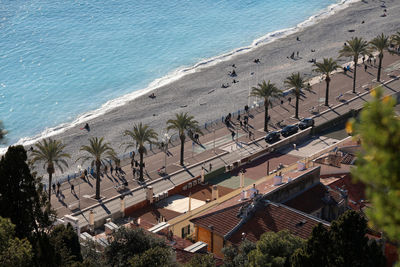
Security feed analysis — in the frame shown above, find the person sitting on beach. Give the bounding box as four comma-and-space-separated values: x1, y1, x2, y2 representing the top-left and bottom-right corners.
231, 69, 237, 77
290, 52, 295, 59
83, 123, 90, 131
232, 64, 236, 68
149, 93, 156, 99
311, 49, 315, 52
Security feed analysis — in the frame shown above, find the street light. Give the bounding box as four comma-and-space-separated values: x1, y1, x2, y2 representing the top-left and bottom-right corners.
77, 164, 82, 209
163, 132, 170, 174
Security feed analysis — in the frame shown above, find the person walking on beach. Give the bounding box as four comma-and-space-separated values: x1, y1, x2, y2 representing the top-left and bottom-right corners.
296, 51, 299, 58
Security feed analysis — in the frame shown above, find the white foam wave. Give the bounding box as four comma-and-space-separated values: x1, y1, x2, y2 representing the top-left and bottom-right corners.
0, 0, 360, 154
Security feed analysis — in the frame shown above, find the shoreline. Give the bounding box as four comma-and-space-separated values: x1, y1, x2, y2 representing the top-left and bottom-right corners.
2, 0, 359, 151
5, 0, 400, 178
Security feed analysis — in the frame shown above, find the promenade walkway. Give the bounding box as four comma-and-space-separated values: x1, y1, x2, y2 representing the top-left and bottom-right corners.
51, 52, 400, 229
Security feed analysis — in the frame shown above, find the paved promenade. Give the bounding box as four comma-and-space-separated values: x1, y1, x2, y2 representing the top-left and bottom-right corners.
51, 52, 400, 228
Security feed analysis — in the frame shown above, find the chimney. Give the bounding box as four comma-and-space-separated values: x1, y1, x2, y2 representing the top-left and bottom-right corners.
212, 185, 219, 200
188, 192, 192, 212
120, 196, 125, 217
147, 186, 154, 204
239, 170, 244, 188
201, 168, 205, 184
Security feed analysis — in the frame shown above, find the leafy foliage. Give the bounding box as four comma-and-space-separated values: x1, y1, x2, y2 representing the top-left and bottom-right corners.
250, 80, 282, 132
339, 37, 369, 93
222, 239, 256, 267
49, 224, 83, 266
105, 227, 167, 267
351, 87, 400, 243
185, 253, 216, 267
0, 216, 33, 267
313, 58, 340, 106
247, 230, 304, 267
123, 123, 158, 181
167, 112, 202, 165
78, 137, 116, 199
369, 33, 390, 81
284, 72, 306, 119
31, 138, 70, 208
0, 145, 52, 239
292, 211, 386, 267
129, 246, 174, 267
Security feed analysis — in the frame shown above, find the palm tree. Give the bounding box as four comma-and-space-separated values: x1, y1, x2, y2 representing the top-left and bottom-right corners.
31, 138, 70, 209
250, 80, 282, 132
313, 58, 340, 106
369, 33, 390, 82
391, 31, 400, 48
167, 113, 202, 166
339, 37, 369, 93
284, 72, 306, 119
78, 137, 115, 200
122, 123, 158, 182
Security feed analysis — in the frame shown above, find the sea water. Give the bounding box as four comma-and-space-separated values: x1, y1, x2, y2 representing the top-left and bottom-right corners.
0, 0, 349, 147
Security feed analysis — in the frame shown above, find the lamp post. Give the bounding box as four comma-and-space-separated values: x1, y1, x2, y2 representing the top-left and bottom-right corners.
163, 133, 170, 174
77, 164, 81, 209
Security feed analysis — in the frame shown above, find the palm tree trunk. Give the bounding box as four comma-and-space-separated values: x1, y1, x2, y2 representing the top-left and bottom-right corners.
353, 58, 357, 93
180, 135, 185, 166
48, 172, 52, 209
264, 102, 269, 132
325, 76, 330, 106
295, 92, 299, 119
377, 53, 383, 82
139, 152, 144, 181
95, 160, 101, 199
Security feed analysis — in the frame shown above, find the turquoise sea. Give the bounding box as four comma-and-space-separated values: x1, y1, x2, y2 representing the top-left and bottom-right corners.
0, 0, 347, 147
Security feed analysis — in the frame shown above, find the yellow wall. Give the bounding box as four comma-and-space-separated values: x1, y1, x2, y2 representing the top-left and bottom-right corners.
195, 226, 224, 257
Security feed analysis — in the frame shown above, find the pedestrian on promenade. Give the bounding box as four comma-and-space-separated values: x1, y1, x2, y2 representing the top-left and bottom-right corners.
209, 163, 213, 172
237, 114, 241, 121
57, 181, 61, 195
239, 120, 243, 128
364, 64, 368, 72
132, 168, 136, 178
52, 183, 56, 194
362, 56, 365, 63
245, 105, 249, 113
374, 58, 376, 65
84, 169, 88, 178
231, 131, 235, 140
244, 120, 248, 130
110, 165, 114, 175
248, 131, 253, 140
281, 100, 284, 105
288, 97, 292, 104
71, 184, 75, 194
343, 67, 347, 75
131, 158, 134, 168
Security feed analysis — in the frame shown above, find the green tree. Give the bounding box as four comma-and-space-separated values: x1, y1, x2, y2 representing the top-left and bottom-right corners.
122, 123, 158, 182
292, 211, 386, 267
250, 80, 282, 132
185, 253, 215, 267
49, 224, 83, 266
247, 230, 304, 267
129, 246, 174, 267
222, 239, 256, 267
339, 37, 369, 93
167, 112, 202, 166
313, 58, 340, 106
350, 87, 400, 253
78, 137, 116, 200
390, 31, 400, 48
284, 72, 306, 119
31, 138, 70, 209
0, 145, 51, 239
105, 227, 167, 267
0, 216, 33, 267
369, 33, 390, 82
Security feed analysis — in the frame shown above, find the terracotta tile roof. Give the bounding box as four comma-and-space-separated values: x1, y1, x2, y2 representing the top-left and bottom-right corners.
283, 183, 331, 213
191, 200, 329, 244
228, 203, 329, 244
128, 204, 183, 226
179, 184, 234, 201
326, 174, 366, 210
191, 202, 247, 237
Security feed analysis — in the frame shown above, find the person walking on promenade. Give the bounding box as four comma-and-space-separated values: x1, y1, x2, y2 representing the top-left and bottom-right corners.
110, 165, 114, 175
84, 169, 88, 179
57, 181, 61, 195
71, 184, 75, 194
52, 183, 56, 194
132, 168, 136, 178
364, 64, 368, 72
288, 97, 292, 104
231, 131, 235, 140
245, 105, 249, 113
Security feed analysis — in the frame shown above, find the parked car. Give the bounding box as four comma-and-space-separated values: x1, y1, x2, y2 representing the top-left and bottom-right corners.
281, 125, 298, 137
298, 118, 315, 130
265, 131, 280, 144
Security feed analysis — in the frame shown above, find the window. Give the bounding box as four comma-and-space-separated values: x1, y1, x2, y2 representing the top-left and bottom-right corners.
181, 225, 191, 238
